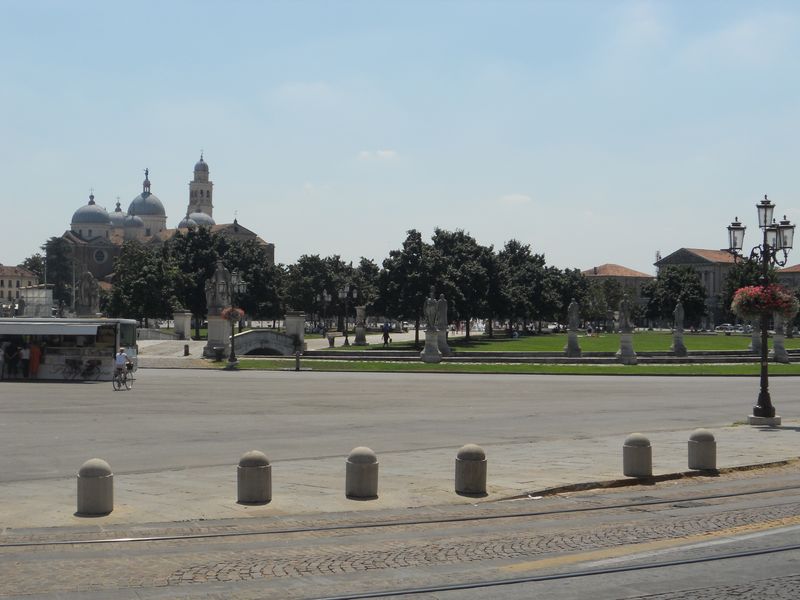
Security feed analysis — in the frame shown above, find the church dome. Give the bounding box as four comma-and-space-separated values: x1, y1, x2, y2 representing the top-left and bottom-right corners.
123, 214, 145, 229
194, 155, 209, 173
108, 201, 127, 228
128, 192, 165, 216
128, 169, 166, 216
177, 215, 198, 229
72, 194, 112, 225
188, 211, 215, 227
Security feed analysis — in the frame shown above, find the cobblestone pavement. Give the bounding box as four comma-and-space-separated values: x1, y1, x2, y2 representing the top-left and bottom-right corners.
623, 574, 800, 599
2, 471, 800, 598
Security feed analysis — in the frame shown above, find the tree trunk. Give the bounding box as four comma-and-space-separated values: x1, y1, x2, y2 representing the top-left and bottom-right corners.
415, 317, 420, 347
487, 317, 493, 338
465, 316, 471, 340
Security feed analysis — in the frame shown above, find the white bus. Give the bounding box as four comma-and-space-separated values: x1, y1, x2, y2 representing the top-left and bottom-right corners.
0, 318, 138, 381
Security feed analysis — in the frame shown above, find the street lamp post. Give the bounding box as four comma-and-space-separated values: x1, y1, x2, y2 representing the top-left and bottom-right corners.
315, 289, 331, 331
338, 284, 356, 346
227, 270, 247, 364
727, 195, 795, 423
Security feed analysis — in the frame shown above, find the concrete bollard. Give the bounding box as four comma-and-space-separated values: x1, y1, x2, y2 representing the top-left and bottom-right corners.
623, 433, 652, 477
77, 458, 113, 516
688, 429, 717, 471
346, 446, 378, 499
455, 444, 487, 496
184, 344, 190, 356
237, 450, 271, 504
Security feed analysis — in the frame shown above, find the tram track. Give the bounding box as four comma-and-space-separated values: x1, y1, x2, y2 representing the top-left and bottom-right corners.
3, 482, 800, 549
309, 542, 800, 599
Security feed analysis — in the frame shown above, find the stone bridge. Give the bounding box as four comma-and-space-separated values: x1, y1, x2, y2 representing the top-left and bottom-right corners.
234, 328, 303, 356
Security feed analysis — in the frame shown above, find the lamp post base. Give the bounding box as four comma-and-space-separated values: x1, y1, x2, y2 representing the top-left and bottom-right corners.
748, 414, 782, 426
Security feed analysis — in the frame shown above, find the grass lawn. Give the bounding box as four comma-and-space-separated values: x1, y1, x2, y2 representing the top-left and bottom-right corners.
324, 331, 800, 353
233, 357, 800, 376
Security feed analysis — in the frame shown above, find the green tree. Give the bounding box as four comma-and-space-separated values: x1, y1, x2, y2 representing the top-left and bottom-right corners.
42, 237, 74, 311
379, 229, 439, 345
221, 239, 283, 321
108, 242, 177, 322
642, 266, 707, 326
496, 240, 542, 332
432, 228, 491, 340
169, 228, 222, 338
21, 253, 45, 280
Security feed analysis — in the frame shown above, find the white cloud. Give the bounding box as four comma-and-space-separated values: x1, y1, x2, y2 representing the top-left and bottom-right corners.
680, 12, 798, 68
497, 193, 532, 206
358, 149, 398, 160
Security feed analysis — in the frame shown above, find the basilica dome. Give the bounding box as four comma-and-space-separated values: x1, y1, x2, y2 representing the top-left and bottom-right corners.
194, 156, 209, 173
71, 195, 111, 225
187, 211, 215, 227
108, 201, 127, 228
177, 215, 198, 229
128, 170, 166, 217
123, 214, 145, 229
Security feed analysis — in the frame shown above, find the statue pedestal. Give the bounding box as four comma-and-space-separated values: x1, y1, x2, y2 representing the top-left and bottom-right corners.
203, 316, 230, 358
437, 330, 451, 356
749, 323, 761, 354
670, 331, 687, 357
354, 325, 368, 346
616, 332, 637, 365
564, 330, 581, 357
420, 329, 442, 363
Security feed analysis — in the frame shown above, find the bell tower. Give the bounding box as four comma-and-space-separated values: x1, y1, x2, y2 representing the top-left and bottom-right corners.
187, 153, 214, 218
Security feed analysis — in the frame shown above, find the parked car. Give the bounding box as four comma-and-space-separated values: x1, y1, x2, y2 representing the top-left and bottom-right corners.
715, 323, 734, 332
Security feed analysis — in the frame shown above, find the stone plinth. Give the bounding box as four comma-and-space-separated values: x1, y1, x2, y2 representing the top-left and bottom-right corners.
437, 329, 452, 356
284, 311, 306, 351
203, 315, 230, 358
353, 306, 368, 346
670, 331, 687, 357
616, 332, 637, 365
749, 321, 761, 354
173, 311, 192, 340
748, 415, 782, 426
420, 329, 442, 363
564, 331, 581, 357
771, 314, 789, 364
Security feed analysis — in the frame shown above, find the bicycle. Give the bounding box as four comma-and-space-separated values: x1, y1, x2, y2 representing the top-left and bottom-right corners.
112, 363, 134, 391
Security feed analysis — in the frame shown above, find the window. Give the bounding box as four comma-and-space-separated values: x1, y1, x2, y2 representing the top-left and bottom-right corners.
1, 280, 4, 287
88, 229, 92, 238
94, 249, 108, 264
16, 281, 20, 288
145, 228, 151, 236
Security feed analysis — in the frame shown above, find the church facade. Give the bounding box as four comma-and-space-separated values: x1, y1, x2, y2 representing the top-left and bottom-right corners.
64, 156, 274, 282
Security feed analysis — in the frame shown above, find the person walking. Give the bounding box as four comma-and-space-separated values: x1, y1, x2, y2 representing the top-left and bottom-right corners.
19, 344, 30, 378
29, 342, 41, 379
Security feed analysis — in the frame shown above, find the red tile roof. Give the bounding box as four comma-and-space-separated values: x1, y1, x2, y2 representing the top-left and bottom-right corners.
779, 264, 800, 273
683, 248, 737, 264
582, 264, 653, 278
0, 265, 37, 279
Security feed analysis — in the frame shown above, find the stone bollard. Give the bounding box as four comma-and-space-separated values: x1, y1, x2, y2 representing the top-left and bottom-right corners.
623, 433, 652, 477
688, 429, 717, 471
346, 446, 378, 499
77, 458, 113, 516
237, 450, 271, 504
184, 344, 190, 356
455, 444, 487, 496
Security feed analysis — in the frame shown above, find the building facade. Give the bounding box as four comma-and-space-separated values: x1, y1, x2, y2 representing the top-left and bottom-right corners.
654, 248, 736, 327
63, 156, 275, 282
581, 263, 654, 306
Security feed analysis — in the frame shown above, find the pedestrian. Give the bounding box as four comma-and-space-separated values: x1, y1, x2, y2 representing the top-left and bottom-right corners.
5, 344, 19, 378
19, 344, 30, 378
382, 323, 390, 347
29, 342, 42, 379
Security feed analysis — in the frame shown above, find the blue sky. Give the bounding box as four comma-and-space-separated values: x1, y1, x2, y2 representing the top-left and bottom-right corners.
2, 1, 800, 274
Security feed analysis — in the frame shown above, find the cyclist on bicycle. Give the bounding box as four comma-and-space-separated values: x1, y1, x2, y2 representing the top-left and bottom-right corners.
114, 347, 131, 379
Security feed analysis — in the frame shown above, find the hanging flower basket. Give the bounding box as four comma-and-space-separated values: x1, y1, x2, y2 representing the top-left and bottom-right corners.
731, 284, 799, 320
221, 307, 244, 323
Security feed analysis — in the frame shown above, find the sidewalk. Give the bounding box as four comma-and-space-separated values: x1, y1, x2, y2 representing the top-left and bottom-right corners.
1, 419, 797, 531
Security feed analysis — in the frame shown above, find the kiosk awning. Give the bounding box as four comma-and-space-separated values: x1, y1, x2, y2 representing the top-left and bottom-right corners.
0, 323, 100, 336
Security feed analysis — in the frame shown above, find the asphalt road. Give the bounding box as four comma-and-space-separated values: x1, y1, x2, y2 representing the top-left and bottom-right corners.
1, 370, 798, 482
